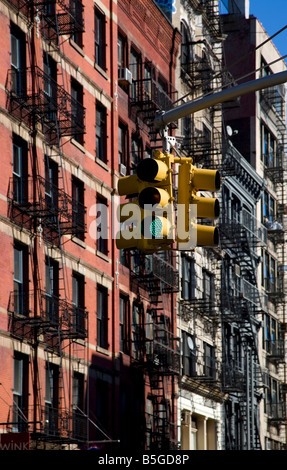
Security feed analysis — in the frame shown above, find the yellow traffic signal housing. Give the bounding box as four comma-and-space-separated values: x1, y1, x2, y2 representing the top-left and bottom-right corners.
177, 159, 220, 249
116, 151, 175, 253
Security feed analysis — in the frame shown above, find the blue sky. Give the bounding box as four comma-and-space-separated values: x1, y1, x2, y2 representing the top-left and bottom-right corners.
249, 0, 287, 61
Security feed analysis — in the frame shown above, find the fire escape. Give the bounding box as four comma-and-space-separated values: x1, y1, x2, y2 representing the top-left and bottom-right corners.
179, 251, 223, 404
179, 2, 240, 179
130, 253, 180, 450
129, 61, 178, 150
260, 84, 287, 440
5, 0, 89, 448
219, 187, 267, 449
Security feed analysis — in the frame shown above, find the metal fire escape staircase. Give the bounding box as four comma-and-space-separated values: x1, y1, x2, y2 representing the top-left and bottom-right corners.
6, 0, 89, 447
131, 252, 180, 450
219, 211, 265, 449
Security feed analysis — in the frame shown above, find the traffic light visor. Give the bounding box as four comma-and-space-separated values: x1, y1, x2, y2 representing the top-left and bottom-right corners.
196, 225, 219, 246
138, 187, 170, 208
137, 158, 168, 182
195, 196, 220, 218
192, 169, 220, 191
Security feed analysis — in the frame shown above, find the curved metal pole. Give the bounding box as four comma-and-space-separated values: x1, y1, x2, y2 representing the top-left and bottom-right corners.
154, 70, 287, 129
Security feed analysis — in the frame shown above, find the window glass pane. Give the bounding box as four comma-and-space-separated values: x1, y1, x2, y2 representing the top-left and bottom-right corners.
13, 358, 23, 396
14, 247, 23, 283
45, 367, 53, 404
11, 34, 20, 68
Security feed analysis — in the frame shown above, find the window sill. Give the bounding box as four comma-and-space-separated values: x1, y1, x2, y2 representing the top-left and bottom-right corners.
96, 157, 110, 172
69, 38, 85, 57
96, 250, 110, 263
94, 63, 108, 80
71, 138, 85, 153
72, 237, 86, 249
96, 345, 111, 356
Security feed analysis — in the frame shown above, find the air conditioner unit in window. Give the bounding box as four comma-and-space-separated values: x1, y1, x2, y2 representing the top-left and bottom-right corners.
119, 163, 126, 176
118, 68, 132, 85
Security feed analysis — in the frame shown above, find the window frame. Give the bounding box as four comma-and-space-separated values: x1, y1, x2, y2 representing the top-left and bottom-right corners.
72, 176, 85, 240
95, 7, 106, 70
181, 254, 196, 301
96, 102, 107, 163
119, 294, 129, 354
97, 285, 108, 349
71, 78, 84, 145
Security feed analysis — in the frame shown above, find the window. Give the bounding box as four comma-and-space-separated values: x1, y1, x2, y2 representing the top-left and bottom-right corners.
182, 331, 196, 377
233, 328, 243, 371
45, 363, 59, 435
261, 57, 285, 117
12, 135, 28, 204
263, 314, 279, 354
143, 63, 153, 101
118, 122, 128, 170
146, 397, 154, 450
261, 124, 277, 167
130, 48, 141, 101
131, 134, 142, 173
182, 115, 191, 145
72, 177, 85, 239
10, 23, 26, 95
70, 0, 83, 47
45, 257, 59, 324
72, 372, 86, 439
262, 190, 275, 223
96, 196, 108, 255
43, 54, 57, 122
222, 186, 230, 221
96, 103, 107, 163
157, 76, 170, 109
265, 376, 282, 418
95, 8, 106, 69
45, 158, 58, 223
204, 342, 216, 378
71, 78, 84, 144
13, 242, 28, 316
181, 255, 196, 300
73, 372, 85, 412
119, 295, 129, 354
118, 33, 127, 69
132, 303, 143, 359
97, 285, 108, 349
145, 310, 153, 357
13, 353, 29, 432
262, 251, 276, 292
203, 269, 214, 302
180, 22, 192, 71
231, 195, 241, 223
72, 272, 86, 336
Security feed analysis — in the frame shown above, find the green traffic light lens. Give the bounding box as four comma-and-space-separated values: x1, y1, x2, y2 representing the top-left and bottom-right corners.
141, 216, 163, 239
150, 218, 163, 238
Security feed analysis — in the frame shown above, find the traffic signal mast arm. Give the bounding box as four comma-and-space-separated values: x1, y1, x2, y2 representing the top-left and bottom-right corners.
153, 70, 287, 129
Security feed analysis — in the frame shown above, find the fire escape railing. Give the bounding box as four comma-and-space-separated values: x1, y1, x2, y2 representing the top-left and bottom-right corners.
8, 175, 86, 238
7, 0, 84, 38
6, 67, 85, 140
8, 290, 88, 340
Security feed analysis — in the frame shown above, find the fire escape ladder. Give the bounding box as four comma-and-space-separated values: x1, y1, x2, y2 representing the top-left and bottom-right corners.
5, 3, 88, 445
132, 253, 179, 450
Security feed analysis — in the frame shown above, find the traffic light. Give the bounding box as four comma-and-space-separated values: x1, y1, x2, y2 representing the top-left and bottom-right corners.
177, 159, 220, 249
116, 151, 175, 253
